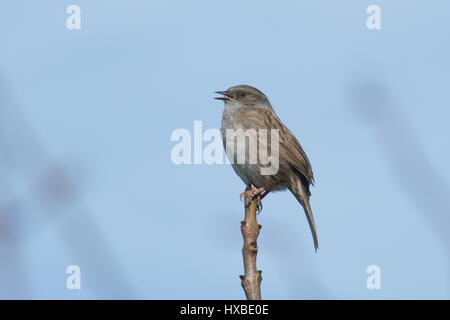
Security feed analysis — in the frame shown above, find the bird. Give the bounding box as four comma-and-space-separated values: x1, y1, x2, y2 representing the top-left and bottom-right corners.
215, 85, 318, 251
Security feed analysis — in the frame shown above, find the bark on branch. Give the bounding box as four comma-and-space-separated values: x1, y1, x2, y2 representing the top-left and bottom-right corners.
239, 191, 262, 300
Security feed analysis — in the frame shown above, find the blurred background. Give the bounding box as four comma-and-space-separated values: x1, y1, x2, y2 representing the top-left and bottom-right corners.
1, 0, 449, 299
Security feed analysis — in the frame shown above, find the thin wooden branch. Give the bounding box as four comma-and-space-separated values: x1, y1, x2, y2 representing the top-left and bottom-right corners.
239, 191, 262, 300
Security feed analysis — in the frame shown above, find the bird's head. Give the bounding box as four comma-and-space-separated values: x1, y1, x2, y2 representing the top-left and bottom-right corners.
215, 85, 272, 109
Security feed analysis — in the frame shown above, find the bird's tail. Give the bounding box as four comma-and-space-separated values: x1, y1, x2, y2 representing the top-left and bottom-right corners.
290, 181, 319, 252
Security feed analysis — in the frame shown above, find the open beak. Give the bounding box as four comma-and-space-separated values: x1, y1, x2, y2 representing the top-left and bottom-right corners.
214, 91, 232, 101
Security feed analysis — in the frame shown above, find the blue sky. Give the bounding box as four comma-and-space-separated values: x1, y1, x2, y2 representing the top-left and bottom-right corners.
0, 1, 449, 299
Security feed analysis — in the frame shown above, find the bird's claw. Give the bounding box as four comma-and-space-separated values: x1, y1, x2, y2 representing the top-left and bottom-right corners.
241, 185, 265, 211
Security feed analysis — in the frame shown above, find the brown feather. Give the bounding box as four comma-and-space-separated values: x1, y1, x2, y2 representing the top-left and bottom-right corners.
232, 107, 314, 186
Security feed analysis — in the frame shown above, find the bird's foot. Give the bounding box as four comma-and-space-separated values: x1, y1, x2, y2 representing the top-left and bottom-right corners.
240, 185, 265, 211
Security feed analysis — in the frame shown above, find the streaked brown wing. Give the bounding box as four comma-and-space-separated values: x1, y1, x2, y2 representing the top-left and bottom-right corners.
233, 107, 314, 185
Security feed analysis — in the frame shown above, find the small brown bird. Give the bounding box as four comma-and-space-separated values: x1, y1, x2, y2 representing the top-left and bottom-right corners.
215, 85, 318, 251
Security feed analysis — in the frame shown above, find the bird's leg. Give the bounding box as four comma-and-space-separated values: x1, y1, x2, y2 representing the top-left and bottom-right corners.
240, 184, 265, 209
256, 190, 272, 213
260, 190, 271, 200
250, 190, 270, 213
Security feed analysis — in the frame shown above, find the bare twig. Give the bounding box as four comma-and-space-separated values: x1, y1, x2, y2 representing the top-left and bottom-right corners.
239, 190, 262, 300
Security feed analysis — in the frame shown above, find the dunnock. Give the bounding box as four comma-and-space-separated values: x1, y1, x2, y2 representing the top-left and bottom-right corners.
215, 85, 318, 251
